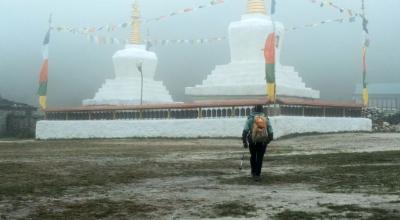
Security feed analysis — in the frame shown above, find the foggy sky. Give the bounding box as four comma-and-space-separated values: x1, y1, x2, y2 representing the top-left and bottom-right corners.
0, 0, 399, 108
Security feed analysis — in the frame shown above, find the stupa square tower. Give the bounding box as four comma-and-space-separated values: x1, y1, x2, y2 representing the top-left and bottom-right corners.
83, 2, 173, 106
186, 0, 320, 100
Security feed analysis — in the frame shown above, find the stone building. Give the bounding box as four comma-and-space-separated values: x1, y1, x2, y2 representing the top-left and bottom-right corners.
0, 95, 37, 137
354, 83, 400, 112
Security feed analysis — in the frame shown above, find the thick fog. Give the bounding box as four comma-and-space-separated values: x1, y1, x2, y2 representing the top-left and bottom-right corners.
0, 0, 399, 107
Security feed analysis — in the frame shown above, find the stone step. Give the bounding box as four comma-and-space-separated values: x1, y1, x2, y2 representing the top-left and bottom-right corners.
214, 63, 296, 73
94, 93, 173, 101
203, 73, 301, 83
89, 78, 174, 104
96, 88, 171, 96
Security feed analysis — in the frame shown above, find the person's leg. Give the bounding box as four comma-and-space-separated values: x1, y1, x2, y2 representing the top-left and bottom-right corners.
249, 144, 257, 176
255, 144, 267, 176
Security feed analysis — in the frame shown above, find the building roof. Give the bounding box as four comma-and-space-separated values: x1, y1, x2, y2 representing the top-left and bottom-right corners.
0, 96, 36, 110
355, 83, 400, 95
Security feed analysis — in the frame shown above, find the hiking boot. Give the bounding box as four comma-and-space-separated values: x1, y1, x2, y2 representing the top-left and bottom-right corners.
254, 175, 261, 181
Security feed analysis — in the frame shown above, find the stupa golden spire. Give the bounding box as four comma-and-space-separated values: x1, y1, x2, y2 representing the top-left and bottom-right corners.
246, 0, 267, 15
129, 1, 141, 44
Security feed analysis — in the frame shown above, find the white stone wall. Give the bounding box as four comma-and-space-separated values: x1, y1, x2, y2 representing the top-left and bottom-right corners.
36, 116, 372, 140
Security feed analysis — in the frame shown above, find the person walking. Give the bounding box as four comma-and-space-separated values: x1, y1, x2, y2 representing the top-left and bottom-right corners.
242, 104, 274, 181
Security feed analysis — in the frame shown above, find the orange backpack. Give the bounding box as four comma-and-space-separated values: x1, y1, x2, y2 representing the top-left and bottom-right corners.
251, 116, 269, 144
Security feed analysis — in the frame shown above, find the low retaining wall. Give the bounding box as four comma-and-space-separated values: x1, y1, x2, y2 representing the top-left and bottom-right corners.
36, 116, 372, 140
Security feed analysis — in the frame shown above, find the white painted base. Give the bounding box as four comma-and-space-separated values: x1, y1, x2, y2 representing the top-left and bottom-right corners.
82, 77, 173, 105
185, 62, 320, 99
36, 117, 372, 140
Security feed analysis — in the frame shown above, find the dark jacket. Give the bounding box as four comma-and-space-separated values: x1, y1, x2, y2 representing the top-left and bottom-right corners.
242, 112, 274, 144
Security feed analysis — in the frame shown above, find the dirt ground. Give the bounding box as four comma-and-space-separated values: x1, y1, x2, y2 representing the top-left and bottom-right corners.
0, 133, 399, 219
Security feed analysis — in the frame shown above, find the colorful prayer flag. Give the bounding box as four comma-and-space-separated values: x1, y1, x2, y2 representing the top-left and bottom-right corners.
264, 33, 276, 102
361, 0, 369, 107
362, 47, 368, 106
37, 23, 51, 110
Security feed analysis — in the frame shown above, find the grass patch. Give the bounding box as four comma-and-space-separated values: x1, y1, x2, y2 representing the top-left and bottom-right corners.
316, 164, 400, 194
0, 159, 235, 198
27, 199, 158, 220
276, 204, 400, 220
212, 201, 257, 217
389, 200, 400, 203
221, 151, 400, 194
275, 209, 324, 220
196, 201, 257, 218
319, 203, 400, 220
1, 137, 400, 219
266, 150, 400, 167
0, 161, 161, 198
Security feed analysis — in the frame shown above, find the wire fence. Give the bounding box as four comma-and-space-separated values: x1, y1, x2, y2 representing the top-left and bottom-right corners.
45, 102, 363, 121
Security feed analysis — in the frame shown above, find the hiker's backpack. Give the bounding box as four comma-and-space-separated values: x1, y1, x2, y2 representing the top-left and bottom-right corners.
251, 116, 269, 144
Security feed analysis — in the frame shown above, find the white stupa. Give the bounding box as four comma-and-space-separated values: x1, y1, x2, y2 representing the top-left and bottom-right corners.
83, 2, 173, 106
185, 0, 320, 100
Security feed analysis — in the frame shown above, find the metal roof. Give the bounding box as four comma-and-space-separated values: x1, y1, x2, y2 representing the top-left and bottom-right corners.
0, 97, 36, 110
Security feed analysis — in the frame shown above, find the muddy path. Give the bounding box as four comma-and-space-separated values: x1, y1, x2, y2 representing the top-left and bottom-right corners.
0, 133, 399, 219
